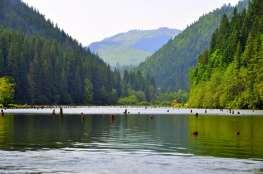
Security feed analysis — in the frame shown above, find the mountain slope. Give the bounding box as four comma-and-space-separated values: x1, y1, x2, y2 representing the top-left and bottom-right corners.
0, 0, 157, 105
0, 0, 77, 47
138, 0, 249, 91
88, 28, 181, 66
188, 0, 263, 109
0, 0, 130, 105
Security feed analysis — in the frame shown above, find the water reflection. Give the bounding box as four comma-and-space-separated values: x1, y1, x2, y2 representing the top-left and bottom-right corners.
188, 116, 263, 159
0, 115, 263, 159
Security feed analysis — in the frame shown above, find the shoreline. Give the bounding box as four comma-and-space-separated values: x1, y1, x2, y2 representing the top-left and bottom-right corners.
1, 106, 263, 116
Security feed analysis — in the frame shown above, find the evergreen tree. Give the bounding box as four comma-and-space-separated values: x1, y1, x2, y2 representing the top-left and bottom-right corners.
189, 0, 263, 109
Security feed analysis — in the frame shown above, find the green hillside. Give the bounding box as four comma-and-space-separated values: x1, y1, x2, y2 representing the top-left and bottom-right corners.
0, 0, 78, 47
0, 0, 156, 105
96, 45, 150, 67
188, 0, 263, 109
88, 28, 181, 66
138, 0, 249, 91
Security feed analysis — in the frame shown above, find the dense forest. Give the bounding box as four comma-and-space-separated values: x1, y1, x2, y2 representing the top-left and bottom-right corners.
188, 0, 263, 109
138, 0, 249, 91
1, 0, 261, 108
0, 0, 156, 106
0, 0, 77, 47
0, 27, 118, 105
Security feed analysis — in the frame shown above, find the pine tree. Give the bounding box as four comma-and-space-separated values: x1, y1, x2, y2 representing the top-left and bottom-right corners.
189, 0, 263, 109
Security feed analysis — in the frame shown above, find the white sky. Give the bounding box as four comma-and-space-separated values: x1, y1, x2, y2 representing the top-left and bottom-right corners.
22, 0, 240, 46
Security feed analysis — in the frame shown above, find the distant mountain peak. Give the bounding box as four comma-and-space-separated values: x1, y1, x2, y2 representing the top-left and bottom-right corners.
158, 27, 175, 30
87, 28, 181, 67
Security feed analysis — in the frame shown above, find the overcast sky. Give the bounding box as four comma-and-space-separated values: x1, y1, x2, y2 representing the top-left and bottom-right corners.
22, 0, 240, 46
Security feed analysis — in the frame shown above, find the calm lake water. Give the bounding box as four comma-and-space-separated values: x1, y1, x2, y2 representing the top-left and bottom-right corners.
0, 114, 263, 174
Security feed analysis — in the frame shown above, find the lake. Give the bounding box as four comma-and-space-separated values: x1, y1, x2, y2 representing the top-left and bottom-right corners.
0, 114, 263, 174
4, 106, 263, 115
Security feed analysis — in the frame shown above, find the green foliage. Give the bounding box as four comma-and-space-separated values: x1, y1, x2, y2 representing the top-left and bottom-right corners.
0, 0, 76, 48
121, 70, 157, 102
0, 0, 158, 106
0, 77, 15, 107
0, 27, 122, 105
138, 1, 249, 91
117, 74, 158, 106
153, 90, 188, 106
117, 95, 140, 105
189, 0, 263, 109
0, 27, 156, 105
84, 79, 93, 104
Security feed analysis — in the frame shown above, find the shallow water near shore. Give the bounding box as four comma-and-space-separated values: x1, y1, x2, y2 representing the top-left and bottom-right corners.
4, 106, 263, 116
0, 114, 263, 174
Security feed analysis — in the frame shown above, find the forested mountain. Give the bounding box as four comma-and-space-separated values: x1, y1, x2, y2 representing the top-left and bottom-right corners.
138, 0, 249, 91
0, 0, 156, 105
188, 0, 263, 109
88, 28, 181, 67
0, 0, 77, 47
